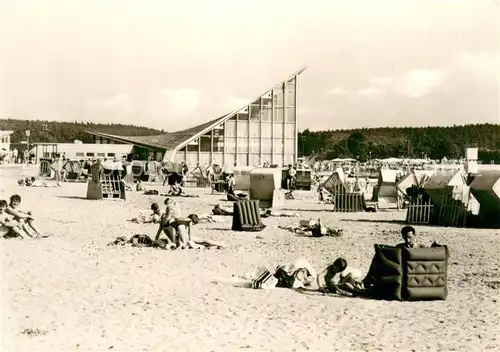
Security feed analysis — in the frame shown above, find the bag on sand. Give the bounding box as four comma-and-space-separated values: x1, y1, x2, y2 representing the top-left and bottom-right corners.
251, 267, 278, 289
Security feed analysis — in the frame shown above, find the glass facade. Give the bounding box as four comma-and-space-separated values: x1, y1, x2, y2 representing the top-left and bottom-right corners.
173, 75, 298, 167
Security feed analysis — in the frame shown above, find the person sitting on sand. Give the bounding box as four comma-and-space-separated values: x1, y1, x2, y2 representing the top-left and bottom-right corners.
174, 214, 226, 249
168, 181, 183, 196
0, 200, 31, 238
6, 194, 45, 238
316, 258, 365, 296
396, 225, 425, 249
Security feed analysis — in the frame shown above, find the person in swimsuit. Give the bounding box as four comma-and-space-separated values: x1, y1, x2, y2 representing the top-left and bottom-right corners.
0, 200, 30, 238
6, 194, 45, 237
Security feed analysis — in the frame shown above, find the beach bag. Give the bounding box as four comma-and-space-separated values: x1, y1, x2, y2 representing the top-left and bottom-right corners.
251, 267, 278, 289
129, 234, 154, 247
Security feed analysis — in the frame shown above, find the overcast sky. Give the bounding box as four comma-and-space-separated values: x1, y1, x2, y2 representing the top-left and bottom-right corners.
2, 0, 499, 132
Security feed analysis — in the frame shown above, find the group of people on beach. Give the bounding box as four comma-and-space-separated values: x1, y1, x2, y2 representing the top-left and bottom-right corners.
133, 197, 225, 250
0, 194, 46, 238
232, 225, 423, 297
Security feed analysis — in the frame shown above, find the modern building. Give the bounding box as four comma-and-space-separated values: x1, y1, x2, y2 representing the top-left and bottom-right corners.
31, 142, 134, 164
86, 67, 305, 167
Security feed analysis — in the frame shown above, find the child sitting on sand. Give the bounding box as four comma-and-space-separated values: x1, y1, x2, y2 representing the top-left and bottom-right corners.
130, 202, 162, 224
0, 200, 31, 238
6, 194, 45, 238
316, 257, 365, 296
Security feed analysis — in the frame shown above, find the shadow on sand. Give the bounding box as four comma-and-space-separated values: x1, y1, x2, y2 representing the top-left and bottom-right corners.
56, 196, 92, 200
340, 218, 407, 225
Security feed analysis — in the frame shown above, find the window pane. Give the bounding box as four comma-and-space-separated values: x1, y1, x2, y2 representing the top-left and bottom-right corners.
225, 121, 236, 137
275, 107, 284, 122
262, 107, 271, 122
273, 88, 284, 107
237, 121, 248, 137
262, 96, 272, 108
97, 153, 105, 157
187, 139, 199, 152
86, 152, 94, 157
212, 152, 223, 165
249, 122, 260, 137
213, 136, 224, 153
284, 154, 294, 165
262, 154, 272, 164
237, 154, 248, 166
249, 104, 261, 121
107, 153, 115, 157
199, 153, 210, 165
186, 153, 198, 167
200, 135, 211, 152
262, 138, 272, 153
225, 153, 235, 167
274, 140, 284, 153
213, 124, 225, 136
225, 137, 236, 153
285, 123, 295, 138
272, 154, 283, 166
287, 77, 296, 88
249, 138, 260, 153
261, 122, 272, 137
285, 106, 296, 122
284, 138, 295, 153
237, 138, 249, 152
249, 154, 260, 167
76, 152, 84, 157
237, 112, 249, 121
285, 90, 295, 107
274, 124, 283, 138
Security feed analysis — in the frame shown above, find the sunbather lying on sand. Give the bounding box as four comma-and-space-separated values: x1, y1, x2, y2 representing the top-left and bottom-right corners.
6, 195, 46, 238
216, 257, 366, 296
174, 214, 226, 249
279, 219, 343, 237
0, 200, 31, 238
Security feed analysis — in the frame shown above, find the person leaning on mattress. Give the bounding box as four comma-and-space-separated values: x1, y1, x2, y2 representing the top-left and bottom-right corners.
362, 226, 426, 292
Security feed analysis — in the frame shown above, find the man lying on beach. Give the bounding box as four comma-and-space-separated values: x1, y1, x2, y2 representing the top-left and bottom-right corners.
6, 194, 46, 238
0, 200, 31, 238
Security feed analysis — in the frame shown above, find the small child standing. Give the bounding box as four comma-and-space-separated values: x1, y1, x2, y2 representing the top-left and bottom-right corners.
6, 194, 45, 238
0, 200, 29, 238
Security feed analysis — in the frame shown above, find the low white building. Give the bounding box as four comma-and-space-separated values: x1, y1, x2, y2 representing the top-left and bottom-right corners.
31, 142, 134, 164
0, 130, 14, 152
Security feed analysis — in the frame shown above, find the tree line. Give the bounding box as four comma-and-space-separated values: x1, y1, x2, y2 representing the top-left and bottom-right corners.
298, 124, 500, 163
1, 119, 499, 163
0, 119, 164, 144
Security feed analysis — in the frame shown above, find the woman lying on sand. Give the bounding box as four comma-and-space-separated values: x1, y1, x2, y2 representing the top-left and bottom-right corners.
174, 214, 226, 249
216, 257, 366, 296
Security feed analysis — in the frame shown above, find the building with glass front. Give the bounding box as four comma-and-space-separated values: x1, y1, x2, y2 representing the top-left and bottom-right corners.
87, 67, 305, 167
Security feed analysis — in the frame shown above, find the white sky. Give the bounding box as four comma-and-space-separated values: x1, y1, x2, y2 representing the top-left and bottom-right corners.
1, 0, 499, 131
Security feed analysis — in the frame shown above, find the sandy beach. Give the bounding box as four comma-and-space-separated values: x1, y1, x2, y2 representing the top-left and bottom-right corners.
1, 165, 499, 352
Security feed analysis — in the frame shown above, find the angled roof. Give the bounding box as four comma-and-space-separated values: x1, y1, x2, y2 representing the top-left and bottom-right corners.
87, 115, 226, 150
86, 66, 307, 151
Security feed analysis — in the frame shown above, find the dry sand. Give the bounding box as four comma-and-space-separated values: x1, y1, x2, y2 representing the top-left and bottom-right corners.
1, 164, 499, 352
